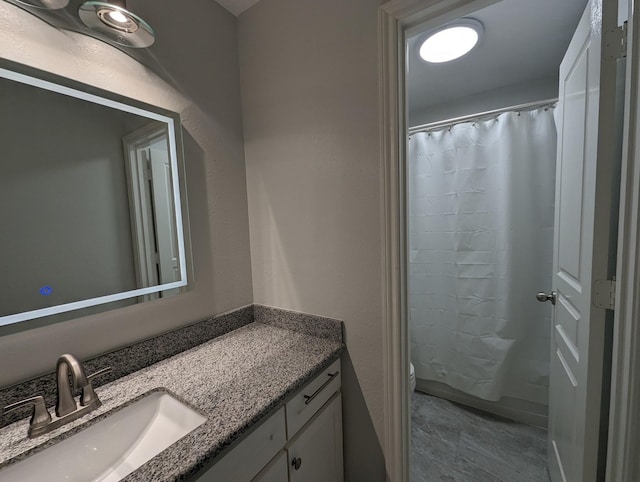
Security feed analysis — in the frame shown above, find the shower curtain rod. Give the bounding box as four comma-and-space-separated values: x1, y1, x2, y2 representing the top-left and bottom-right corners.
408, 98, 559, 135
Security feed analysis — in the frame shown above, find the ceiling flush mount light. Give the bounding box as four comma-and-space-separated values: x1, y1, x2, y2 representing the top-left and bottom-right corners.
12, 0, 69, 9
78, 0, 155, 48
419, 19, 483, 63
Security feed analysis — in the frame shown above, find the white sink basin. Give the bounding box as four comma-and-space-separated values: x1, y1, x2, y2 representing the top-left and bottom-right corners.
0, 391, 206, 482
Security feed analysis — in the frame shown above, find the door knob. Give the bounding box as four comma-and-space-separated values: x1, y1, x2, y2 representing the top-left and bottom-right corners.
291, 457, 302, 470
536, 291, 557, 305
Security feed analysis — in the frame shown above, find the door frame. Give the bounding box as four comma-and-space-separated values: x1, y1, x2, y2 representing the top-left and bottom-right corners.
606, 0, 640, 479
378, 1, 640, 481
123, 123, 166, 296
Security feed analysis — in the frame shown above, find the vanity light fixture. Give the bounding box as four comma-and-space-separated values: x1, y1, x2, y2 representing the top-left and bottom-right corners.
419, 19, 483, 63
78, 0, 155, 48
12, 0, 69, 9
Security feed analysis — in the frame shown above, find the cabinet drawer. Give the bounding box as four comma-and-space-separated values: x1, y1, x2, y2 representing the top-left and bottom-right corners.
196, 407, 286, 481
286, 359, 341, 438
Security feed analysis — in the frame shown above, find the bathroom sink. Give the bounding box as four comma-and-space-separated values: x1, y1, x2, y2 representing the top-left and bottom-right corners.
0, 391, 206, 482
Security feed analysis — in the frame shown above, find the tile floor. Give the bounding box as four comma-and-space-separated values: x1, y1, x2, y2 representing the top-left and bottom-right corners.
411, 391, 550, 482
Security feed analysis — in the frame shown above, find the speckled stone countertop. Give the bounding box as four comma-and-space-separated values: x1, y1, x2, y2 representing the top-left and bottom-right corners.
0, 313, 344, 481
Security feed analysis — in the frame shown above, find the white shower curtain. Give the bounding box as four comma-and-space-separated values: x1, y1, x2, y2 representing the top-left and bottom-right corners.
408, 106, 556, 403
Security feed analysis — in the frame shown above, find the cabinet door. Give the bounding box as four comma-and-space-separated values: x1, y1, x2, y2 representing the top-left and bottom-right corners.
287, 393, 343, 482
252, 451, 288, 482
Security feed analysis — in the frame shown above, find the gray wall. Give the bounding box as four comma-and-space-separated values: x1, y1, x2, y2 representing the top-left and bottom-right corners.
238, 0, 386, 480
409, 75, 559, 127
0, 0, 253, 385
0, 0, 388, 478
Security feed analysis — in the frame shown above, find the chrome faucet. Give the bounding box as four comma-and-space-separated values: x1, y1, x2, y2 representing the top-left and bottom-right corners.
3, 354, 111, 438
56, 354, 90, 417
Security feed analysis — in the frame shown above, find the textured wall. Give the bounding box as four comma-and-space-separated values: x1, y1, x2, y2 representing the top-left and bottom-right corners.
238, 0, 386, 479
0, 0, 253, 386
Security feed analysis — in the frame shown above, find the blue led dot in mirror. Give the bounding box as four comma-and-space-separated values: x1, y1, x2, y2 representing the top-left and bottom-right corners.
39, 286, 52, 296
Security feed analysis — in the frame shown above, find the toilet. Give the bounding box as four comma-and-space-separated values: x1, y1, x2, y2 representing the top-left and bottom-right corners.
409, 362, 416, 392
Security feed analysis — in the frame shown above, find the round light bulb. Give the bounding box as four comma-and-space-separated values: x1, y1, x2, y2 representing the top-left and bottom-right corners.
79, 1, 156, 48
419, 26, 480, 63
106, 9, 128, 24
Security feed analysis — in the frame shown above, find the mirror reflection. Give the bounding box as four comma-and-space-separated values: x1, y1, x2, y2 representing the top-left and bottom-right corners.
0, 65, 188, 327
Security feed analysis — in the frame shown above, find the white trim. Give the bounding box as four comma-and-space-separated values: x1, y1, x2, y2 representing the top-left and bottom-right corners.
0, 68, 173, 124
379, 6, 408, 482
606, 0, 640, 480
166, 118, 187, 287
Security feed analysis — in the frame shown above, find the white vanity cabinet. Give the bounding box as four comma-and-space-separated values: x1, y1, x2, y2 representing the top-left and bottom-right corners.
194, 359, 343, 482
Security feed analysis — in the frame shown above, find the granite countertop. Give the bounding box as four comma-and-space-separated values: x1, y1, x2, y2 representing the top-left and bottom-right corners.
0, 320, 344, 481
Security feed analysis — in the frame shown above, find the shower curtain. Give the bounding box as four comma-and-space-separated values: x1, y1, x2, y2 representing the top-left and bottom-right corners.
408, 106, 556, 403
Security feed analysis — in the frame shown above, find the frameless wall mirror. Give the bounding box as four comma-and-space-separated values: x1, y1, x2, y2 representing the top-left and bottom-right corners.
0, 60, 190, 328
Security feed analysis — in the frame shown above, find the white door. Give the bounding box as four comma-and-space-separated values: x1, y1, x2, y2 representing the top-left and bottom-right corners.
148, 137, 181, 288
547, 1, 622, 481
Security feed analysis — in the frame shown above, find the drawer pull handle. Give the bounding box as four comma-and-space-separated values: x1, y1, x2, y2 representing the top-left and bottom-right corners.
303, 371, 339, 405
292, 457, 302, 470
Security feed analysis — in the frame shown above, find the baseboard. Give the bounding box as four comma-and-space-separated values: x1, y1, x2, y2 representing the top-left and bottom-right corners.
415, 378, 548, 429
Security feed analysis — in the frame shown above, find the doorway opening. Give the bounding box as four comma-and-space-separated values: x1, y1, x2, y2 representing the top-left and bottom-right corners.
380, 0, 640, 481
403, 0, 620, 480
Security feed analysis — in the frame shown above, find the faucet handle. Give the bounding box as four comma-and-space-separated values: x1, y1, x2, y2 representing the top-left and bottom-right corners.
81, 366, 112, 407
3, 396, 52, 432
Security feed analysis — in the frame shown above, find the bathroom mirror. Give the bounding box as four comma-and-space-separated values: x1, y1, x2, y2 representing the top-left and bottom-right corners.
0, 60, 189, 328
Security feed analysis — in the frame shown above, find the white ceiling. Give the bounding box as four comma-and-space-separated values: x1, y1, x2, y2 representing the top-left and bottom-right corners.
407, 0, 587, 116
215, 0, 262, 16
